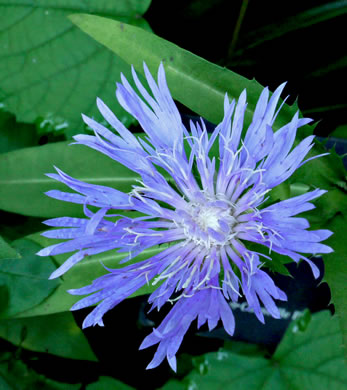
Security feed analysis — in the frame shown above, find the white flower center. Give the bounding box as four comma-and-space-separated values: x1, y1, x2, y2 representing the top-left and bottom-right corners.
178, 197, 238, 248
197, 207, 219, 230
195, 206, 229, 231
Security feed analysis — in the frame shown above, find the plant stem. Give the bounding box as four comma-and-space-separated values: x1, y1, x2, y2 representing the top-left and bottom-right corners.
227, 0, 250, 62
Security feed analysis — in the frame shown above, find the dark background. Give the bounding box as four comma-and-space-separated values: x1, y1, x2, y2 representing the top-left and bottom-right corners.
147, 0, 346, 136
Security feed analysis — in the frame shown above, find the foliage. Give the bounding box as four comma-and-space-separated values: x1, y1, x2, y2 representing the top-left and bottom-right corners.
0, 0, 345, 388
0, 239, 59, 318
162, 311, 347, 390
0, 141, 137, 217
69, 13, 300, 131
10, 233, 166, 318
0, 312, 96, 361
0, 0, 151, 137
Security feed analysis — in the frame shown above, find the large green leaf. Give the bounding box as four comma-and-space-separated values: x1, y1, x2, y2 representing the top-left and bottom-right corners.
0, 0, 151, 137
0, 312, 96, 361
289, 143, 347, 226
162, 311, 347, 390
273, 311, 346, 386
0, 213, 45, 243
0, 238, 59, 318
289, 142, 347, 359
0, 141, 138, 218
69, 14, 302, 131
13, 232, 165, 318
330, 124, 347, 138
290, 142, 346, 191
324, 214, 347, 362
0, 236, 19, 260
0, 109, 38, 154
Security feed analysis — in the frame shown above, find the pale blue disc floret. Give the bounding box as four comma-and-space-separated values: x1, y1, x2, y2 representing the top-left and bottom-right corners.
38, 63, 332, 371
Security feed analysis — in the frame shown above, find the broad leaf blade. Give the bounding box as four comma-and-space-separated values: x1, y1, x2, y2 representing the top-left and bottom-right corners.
0, 236, 19, 260
69, 14, 301, 130
0, 141, 138, 218
330, 124, 347, 138
14, 232, 165, 318
323, 214, 347, 362
186, 354, 275, 390
273, 311, 347, 388
289, 140, 347, 361
0, 109, 38, 154
163, 311, 347, 390
0, 0, 151, 136
0, 239, 59, 318
0, 312, 96, 361
289, 143, 347, 226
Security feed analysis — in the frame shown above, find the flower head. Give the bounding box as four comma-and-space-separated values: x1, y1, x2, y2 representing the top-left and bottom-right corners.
38, 63, 332, 371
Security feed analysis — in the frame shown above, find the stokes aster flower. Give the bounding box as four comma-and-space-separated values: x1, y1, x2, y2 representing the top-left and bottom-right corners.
38, 63, 332, 371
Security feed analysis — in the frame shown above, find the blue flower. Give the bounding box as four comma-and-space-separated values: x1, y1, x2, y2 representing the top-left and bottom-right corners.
38, 63, 332, 371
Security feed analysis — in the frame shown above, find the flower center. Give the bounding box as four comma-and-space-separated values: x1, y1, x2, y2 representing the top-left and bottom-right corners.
178, 197, 238, 248
195, 206, 227, 231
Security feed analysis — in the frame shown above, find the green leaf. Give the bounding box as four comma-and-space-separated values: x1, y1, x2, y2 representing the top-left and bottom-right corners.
263, 257, 292, 277
0, 238, 59, 318
0, 236, 19, 260
245, 241, 292, 277
268, 181, 290, 202
69, 14, 301, 131
0, 0, 151, 137
272, 311, 346, 388
330, 124, 347, 139
0, 311, 96, 361
163, 311, 347, 390
0, 141, 138, 218
222, 339, 268, 357
289, 182, 310, 198
306, 188, 347, 228
14, 233, 166, 318
291, 141, 347, 361
86, 376, 134, 390
291, 142, 346, 189
0, 285, 9, 314
160, 380, 186, 390
290, 142, 347, 226
324, 214, 347, 362
0, 109, 38, 154
0, 351, 80, 390
0, 213, 45, 243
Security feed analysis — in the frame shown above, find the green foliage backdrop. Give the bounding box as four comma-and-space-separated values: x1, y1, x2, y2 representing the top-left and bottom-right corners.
0, 1, 345, 389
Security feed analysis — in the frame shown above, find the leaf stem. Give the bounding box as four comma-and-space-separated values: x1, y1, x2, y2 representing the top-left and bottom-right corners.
227, 0, 250, 62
